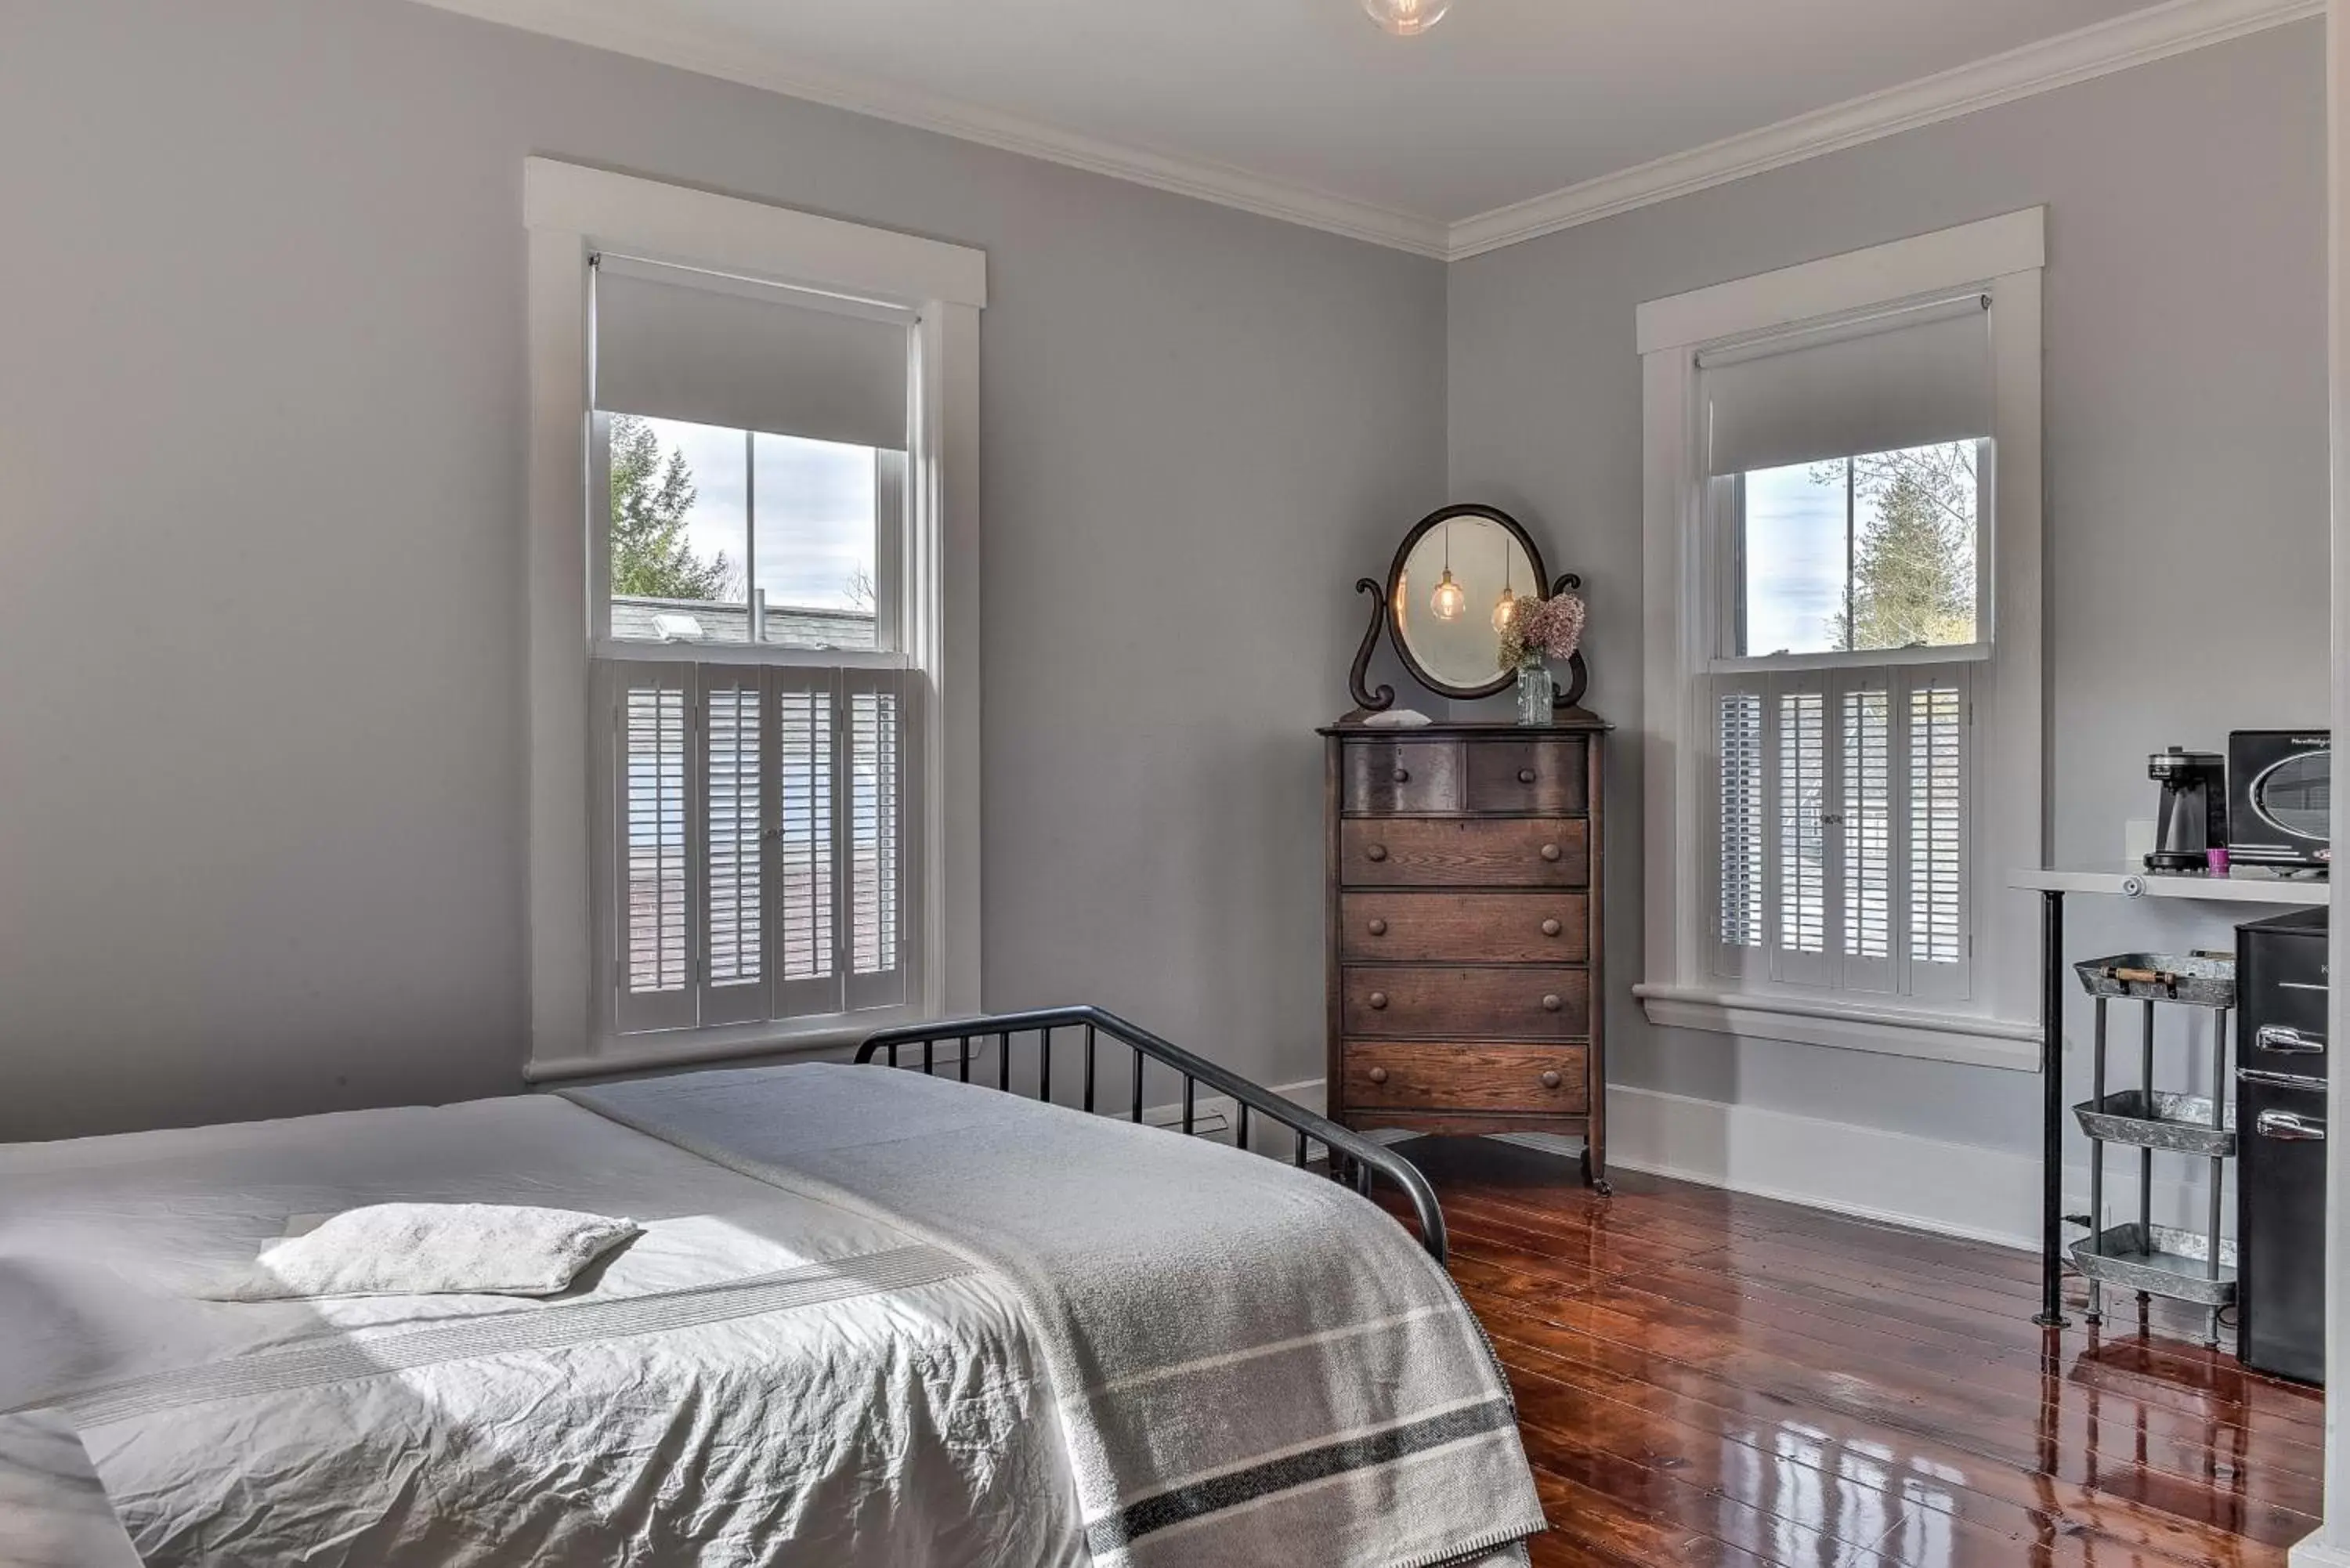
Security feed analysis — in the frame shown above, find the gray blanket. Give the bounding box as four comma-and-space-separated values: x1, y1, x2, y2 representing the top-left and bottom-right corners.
566, 1064, 1545, 1568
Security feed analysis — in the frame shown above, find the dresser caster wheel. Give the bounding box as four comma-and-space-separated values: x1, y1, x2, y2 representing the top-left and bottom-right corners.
1592, 1178, 1613, 1197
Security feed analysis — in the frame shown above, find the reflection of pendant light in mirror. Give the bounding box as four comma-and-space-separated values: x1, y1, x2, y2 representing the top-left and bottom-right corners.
1491, 540, 1517, 632
1362, 0, 1449, 35
1430, 520, 1466, 620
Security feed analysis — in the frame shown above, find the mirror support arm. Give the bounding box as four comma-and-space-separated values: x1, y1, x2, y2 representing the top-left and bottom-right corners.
1343, 577, 1397, 721
1548, 573, 1592, 711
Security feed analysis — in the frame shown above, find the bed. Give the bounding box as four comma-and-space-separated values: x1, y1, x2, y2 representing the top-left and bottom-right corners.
1, 1007, 1544, 1566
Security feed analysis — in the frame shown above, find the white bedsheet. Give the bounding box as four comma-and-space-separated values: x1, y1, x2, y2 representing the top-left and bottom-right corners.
0, 1095, 1083, 1566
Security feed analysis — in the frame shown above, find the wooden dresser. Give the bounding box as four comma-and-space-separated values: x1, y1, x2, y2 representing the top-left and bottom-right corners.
1321, 719, 1608, 1189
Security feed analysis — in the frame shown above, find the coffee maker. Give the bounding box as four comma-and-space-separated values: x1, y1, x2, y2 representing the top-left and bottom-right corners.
2146, 746, 2226, 871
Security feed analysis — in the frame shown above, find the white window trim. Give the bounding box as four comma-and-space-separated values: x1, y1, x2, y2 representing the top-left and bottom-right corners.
522, 158, 984, 1079
1632, 208, 2044, 1071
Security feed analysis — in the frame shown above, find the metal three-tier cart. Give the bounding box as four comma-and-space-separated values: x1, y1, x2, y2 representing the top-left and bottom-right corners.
2008, 865, 2329, 1335
2070, 952, 2236, 1346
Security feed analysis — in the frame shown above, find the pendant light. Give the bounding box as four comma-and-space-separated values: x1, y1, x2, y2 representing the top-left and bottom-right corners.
1491, 541, 1518, 632
1430, 520, 1466, 621
1363, 0, 1449, 35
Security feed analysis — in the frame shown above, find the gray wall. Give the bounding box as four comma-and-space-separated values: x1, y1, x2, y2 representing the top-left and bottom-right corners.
3, 2, 2323, 1155
1446, 23, 2330, 1154
0, 0, 1448, 1140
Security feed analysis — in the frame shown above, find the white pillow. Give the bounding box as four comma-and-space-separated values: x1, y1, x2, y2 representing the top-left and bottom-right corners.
201, 1203, 642, 1302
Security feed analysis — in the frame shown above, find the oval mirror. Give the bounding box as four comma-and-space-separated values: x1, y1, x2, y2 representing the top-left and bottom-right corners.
1388, 504, 1547, 699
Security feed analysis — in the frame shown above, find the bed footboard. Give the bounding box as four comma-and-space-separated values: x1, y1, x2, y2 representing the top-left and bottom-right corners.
855, 1006, 1448, 1263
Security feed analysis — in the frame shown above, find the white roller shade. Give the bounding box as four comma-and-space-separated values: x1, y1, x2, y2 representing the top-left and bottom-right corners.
595, 259, 909, 451
1701, 296, 1990, 476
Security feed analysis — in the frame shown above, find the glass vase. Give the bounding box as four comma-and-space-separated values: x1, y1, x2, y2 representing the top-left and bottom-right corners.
1514, 658, 1555, 726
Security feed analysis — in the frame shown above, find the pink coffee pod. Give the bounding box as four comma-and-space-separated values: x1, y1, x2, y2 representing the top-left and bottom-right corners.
2207, 847, 2230, 873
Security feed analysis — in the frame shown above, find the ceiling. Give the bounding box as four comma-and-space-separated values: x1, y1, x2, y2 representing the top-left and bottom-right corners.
418, 0, 2309, 255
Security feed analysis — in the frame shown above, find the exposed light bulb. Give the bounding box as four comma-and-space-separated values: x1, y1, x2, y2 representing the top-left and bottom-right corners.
1491, 587, 1517, 632
1430, 567, 1466, 621
1362, 0, 1449, 35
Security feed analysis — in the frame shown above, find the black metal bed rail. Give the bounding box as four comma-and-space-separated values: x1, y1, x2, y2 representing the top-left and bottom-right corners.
855, 1006, 1448, 1263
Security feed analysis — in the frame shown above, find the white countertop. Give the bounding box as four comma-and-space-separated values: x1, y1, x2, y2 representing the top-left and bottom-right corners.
2007, 864, 2331, 907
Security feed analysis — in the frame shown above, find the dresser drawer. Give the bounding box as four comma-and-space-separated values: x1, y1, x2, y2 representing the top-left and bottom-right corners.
1344, 1042, 1590, 1115
1340, 891, 1588, 964
1340, 818, 1588, 887
1343, 965, 1589, 1039
1340, 739, 1463, 815
1465, 737, 1588, 815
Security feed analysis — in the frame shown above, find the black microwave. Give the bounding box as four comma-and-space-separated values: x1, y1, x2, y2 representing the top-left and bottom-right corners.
2229, 730, 2331, 869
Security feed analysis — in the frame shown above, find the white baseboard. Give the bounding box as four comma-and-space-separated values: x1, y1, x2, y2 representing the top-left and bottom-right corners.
1608, 1085, 2237, 1251
1296, 1080, 2229, 1253
1605, 1086, 2047, 1249
1140, 1077, 1327, 1162
2289, 1534, 2350, 1568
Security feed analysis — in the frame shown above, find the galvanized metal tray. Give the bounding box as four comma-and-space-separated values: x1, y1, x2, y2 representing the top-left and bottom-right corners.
2073, 951, 2235, 1008
2072, 1089, 2236, 1158
2069, 1222, 2238, 1307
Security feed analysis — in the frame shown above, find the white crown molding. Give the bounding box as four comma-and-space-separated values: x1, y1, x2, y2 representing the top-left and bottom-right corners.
410, 0, 2316, 263
1445, 0, 2321, 259
407, 0, 1452, 258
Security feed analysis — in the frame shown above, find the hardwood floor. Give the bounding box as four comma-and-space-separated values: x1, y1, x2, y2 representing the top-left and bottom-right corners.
1376, 1136, 2326, 1568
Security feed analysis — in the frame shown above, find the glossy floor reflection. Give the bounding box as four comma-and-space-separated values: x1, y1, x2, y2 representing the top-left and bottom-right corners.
1378, 1137, 2326, 1567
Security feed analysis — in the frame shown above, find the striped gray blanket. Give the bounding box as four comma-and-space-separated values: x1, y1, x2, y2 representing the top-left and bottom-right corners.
566, 1064, 1545, 1568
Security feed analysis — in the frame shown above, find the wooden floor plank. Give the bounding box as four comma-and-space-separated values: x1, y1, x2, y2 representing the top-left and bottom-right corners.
1479, 1277, 2323, 1534
1481, 1302, 2298, 1563
1390, 1136, 2323, 1568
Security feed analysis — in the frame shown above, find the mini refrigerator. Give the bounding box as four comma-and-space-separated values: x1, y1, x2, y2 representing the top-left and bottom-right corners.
2236, 908, 2329, 1385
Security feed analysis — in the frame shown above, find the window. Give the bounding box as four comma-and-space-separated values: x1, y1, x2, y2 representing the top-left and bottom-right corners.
591, 258, 916, 1037
1706, 665, 1972, 1002
522, 161, 984, 1075
1633, 211, 2044, 1068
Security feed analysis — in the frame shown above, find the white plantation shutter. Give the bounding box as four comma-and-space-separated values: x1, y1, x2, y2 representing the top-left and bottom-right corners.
1708, 666, 1971, 999
1907, 677, 1970, 999
700, 669, 768, 1025
843, 670, 910, 1011
772, 671, 841, 1020
599, 664, 917, 1035
613, 663, 696, 1032
1773, 688, 1829, 977
1838, 677, 1894, 992
1716, 691, 1765, 961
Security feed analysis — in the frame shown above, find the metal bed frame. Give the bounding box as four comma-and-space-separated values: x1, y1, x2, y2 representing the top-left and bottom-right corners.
855, 1006, 1449, 1263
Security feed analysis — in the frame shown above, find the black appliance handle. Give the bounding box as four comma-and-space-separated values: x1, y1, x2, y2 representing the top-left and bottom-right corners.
2254, 1109, 2328, 1142
2255, 1024, 2326, 1054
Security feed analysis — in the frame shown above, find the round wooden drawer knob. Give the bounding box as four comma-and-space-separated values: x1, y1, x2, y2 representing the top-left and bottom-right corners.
1539, 843, 1561, 862
1541, 918, 1562, 937
1542, 993, 1563, 1012
1392, 767, 1411, 783
1368, 1066, 1390, 1085
1366, 844, 1389, 862
1518, 768, 1537, 784
1368, 991, 1390, 1010
1367, 917, 1389, 936
1539, 1070, 1562, 1089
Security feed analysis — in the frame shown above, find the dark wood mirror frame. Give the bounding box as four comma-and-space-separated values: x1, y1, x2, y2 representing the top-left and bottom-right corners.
1347, 502, 1590, 716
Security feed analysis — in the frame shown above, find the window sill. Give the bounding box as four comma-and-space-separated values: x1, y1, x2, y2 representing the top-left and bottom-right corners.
525, 1005, 933, 1084
1632, 982, 2042, 1071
